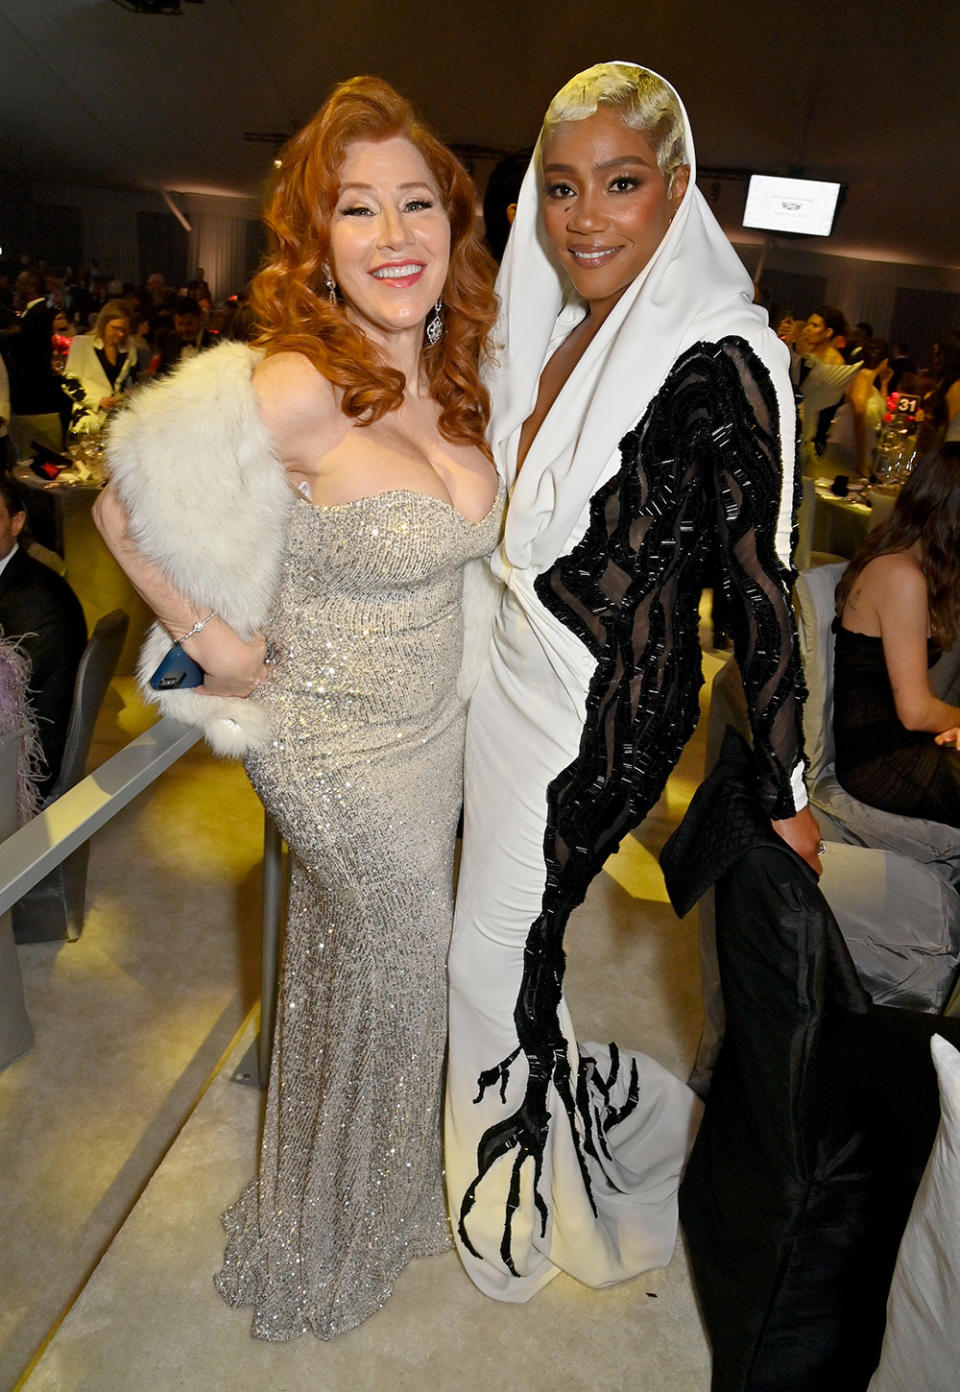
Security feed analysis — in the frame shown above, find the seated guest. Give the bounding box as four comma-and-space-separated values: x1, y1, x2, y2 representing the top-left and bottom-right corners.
64, 300, 137, 434
822, 338, 891, 478
834, 444, 960, 825
152, 296, 217, 378
918, 328, 960, 454
0, 476, 87, 796
791, 305, 861, 473
800, 304, 847, 367
0, 350, 11, 471
186, 271, 213, 318
131, 310, 154, 375
888, 341, 916, 395
142, 271, 175, 345
774, 308, 800, 343
4, 270, 66, 459
481, 148, 532, 263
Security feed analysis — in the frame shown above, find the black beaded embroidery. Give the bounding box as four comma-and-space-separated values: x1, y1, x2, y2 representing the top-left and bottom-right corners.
458, 338, 807, 1272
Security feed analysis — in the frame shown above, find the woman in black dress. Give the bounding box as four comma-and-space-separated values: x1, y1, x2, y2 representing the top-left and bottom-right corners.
835, 443, 960, 825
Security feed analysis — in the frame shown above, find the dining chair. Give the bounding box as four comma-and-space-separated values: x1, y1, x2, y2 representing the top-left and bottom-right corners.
12, 609, 129, 943
793, 474, 847, 571
0, 729, 34, 1069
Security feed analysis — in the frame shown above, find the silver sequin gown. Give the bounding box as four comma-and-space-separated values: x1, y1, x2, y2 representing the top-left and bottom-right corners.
215, 483, 503, 1340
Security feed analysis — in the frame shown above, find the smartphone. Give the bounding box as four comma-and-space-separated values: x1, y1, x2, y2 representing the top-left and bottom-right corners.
149, 642, 205, 690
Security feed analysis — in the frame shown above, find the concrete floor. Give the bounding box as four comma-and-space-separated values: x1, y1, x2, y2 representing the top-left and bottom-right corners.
2, 643, 725, 1392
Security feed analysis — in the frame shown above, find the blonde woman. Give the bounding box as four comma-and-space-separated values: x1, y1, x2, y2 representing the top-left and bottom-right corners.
64, 299, 137, 431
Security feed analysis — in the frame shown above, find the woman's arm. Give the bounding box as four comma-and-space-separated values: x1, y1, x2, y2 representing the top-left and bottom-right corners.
846, 367, 875, 477
92, 487, 266, 696
870, 555, 960, 733
712, 340, 822, 872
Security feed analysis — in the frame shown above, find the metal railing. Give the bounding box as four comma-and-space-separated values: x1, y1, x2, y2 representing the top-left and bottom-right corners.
0, 714, 282, 1087
0, 716, 200, 917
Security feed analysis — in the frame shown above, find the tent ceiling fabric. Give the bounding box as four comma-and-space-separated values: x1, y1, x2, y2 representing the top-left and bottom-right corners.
0, 0, 957, 269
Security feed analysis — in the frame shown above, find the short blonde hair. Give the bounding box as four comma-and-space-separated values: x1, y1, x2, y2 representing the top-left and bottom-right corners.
94, 300, 130, 341
541, 63, 688, 189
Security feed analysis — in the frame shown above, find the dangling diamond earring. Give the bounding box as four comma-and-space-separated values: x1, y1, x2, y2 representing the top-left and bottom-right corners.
425, 298, 444, 345
325, 279, 337, 306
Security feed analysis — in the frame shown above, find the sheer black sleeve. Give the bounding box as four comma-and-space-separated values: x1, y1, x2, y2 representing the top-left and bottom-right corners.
708, 338, 806, 817
534, 337, 805, 837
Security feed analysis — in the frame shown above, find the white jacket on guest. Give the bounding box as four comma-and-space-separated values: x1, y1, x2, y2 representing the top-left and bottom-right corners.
65, 332, 137, 432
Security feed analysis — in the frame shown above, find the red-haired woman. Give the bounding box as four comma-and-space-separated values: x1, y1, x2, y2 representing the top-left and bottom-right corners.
835, 443, 960, 824
93, 76, 500, 1338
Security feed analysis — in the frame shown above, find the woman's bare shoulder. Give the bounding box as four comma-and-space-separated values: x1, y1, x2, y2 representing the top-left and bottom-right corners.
862, 549, 924, 581
253, 351, 338, 437
860, 550, 928, 606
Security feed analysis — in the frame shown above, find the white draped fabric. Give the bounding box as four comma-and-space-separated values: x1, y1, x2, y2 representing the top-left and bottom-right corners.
184, 200, 259, 301
446, 62, 803, 1306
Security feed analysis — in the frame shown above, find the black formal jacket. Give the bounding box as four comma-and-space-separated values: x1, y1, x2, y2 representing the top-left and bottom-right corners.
5, 302, 65, 416
153, 328, 218, 379
0, 547, 87, 794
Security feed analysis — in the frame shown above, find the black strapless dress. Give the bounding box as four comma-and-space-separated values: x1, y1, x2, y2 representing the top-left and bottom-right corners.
833, 622, 960, 827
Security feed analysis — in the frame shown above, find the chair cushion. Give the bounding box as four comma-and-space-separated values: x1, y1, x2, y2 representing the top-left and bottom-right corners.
821, 844, 960, 1011
814, 773, 960, 885
868, 1035, 960, 1392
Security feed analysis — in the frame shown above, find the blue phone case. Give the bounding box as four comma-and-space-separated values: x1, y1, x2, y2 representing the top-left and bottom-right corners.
149, 642, 205, 691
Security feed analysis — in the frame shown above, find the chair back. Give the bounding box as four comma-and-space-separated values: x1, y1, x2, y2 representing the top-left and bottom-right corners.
48, 609, 129, 801
793, 562, 847, 789
0, 729, 22, 839
0, 727, 34, 1066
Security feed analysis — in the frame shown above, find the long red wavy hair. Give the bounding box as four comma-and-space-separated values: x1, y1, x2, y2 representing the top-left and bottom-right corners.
251, 76, 497, 455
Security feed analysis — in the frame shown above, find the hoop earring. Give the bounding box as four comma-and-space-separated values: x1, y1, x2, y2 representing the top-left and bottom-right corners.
425, 298, 443, 346
325, 279, 337, 306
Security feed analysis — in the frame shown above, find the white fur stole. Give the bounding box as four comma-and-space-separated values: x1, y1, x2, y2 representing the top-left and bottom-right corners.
105, 342, 293, 756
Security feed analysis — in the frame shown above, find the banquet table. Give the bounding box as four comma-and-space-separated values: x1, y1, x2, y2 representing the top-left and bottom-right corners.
810, 483, 874, 559
795, 477, 901, 571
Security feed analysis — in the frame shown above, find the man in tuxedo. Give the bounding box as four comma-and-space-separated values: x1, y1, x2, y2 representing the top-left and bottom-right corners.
3, 271, 66, 458
0, 476, 86, 796
153, 295, 217, 378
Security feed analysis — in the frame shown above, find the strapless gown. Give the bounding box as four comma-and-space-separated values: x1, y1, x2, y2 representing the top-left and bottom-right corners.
834, 623, 960, 827
214, 482, 503, 1339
